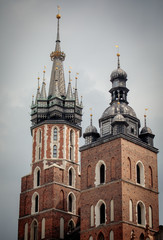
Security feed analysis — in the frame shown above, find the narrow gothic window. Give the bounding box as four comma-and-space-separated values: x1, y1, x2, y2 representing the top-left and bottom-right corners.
136, 162, 144, 185
24, 223, 28, 240
149, 166, 153, 187
69, 194, 72, 212
137, 202, 145, 225
60, 217, 64, 239
100, 203, 105, 224
127, 157, 131, 179
41, 218, 45, 239
139, 233, 144, 240
39, 130, 41, 143
53, 128, 57, 141
69, 169, 72, 186
110, 199, 114, 221
60, 190, 64, 210
53, 145, 57, 158
109, 230, 114, 240
137, 165, 140, 183
129, 200, 133, 222
68, 220, 74, 232
149, 206, 153, 228
98, 232, 105, 240
100, 164, 105, 184
31, 220, 38, 240
90, 205, 94, 227
37, 170, 40, 186
35, 195, 39, 212
70, 130, 74, 161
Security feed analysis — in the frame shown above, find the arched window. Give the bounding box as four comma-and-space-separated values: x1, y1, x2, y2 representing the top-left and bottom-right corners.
68, 193, 76, 214
95, 161, 106, 186
60, 190, 64, 210
60, 217, 64, 239
137, 201, 145, 225
41, 218, 45, 239
100, 164, 105, 184
35, 195, 39, 212
110, 199, 114, 221
95, 200, 106, 226
89, 236, 93, 240
31, 220, 38, 240
100, 203, 105, 224
136, 162, 144, 185
24, 223, 28, 240
53, 145, 57, 158
149, 166, 153, 187
32, 193, 39, 214
68, 220, 75, 232
127, 157, 131, 179
129, 200, 133, 222
34, 167, 41, 188
90, 205, 94, 227
68, 167, 75, 187
98, 232, 104, 240
149, 206, 153, 228
37, 170, 40, 186
139, 233, 144, 240
53, 128, 58, 141
109, 230, 114, 240
39, 130, 41, 143
70, 130, 74, 161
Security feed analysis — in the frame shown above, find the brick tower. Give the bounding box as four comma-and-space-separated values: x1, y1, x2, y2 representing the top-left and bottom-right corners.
18, 10, 83, 240
80, 53, 159, 240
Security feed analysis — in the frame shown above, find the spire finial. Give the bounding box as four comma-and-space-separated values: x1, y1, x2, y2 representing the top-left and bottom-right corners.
56, 6, 61, 43
115, 45, 120, 68
144, 108, 148, 127
90, 108, 93, 126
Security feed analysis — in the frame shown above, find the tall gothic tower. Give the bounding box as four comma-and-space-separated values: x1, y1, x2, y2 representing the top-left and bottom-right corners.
80, 53, 159, 240
18, 12, 83, 240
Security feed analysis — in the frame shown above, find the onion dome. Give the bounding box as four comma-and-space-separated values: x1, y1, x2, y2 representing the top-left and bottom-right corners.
139, 113, 155, 147
110, 67, 127, 81
83, 114, 100, 144
101, 102, 137, 119
110, 53, 127, 81
140, 126, 152, 134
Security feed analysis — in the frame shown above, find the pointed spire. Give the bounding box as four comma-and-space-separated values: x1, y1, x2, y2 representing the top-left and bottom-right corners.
74, 73, 79, 105
66, 69, 73, 99
55, 6, 61, 52
49, 7, 66, 98
35, 76, 41, 104
40, 67, 47, 99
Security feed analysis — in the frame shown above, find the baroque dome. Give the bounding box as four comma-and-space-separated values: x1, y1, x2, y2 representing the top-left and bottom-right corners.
84, 125, 98, 134
101, 102, 137, 119
110, 68, 127, 80
140, 126, 153, 134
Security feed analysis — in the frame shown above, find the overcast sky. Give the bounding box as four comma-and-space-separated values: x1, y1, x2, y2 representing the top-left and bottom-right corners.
0, 0, 163, 239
